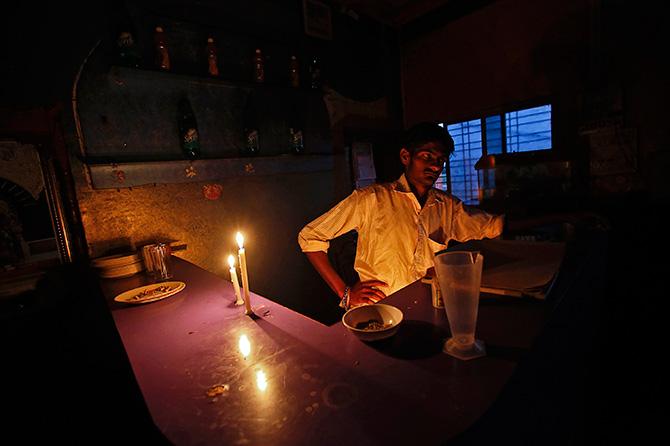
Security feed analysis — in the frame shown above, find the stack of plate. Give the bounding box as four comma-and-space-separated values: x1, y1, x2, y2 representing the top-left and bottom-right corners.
92, 252, 144, 278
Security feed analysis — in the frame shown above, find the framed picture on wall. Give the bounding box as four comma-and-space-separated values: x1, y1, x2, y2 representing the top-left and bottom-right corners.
0, 139, 72, 298
1, 105, 88, 299
303, 0, 332, 40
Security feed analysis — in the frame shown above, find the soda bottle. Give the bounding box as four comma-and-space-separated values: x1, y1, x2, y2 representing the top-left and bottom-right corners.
253, 48, 264, 83
288, 104, 304, 154
111, 7, 141, 68
309, 56, 321, 89
289, 55, 299, 87
115, 21, 141, 68
116, 31, 141, 68
177, 97, 201, 159
154, 26, 170, 71
242, 96, 260, 156
206, 37, 219, 76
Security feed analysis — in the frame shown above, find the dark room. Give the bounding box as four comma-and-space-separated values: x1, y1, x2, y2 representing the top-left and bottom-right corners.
1, 0, 665, 444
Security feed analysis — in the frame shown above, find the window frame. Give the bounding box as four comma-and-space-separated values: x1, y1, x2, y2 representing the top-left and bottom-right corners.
441, 98, 556, 201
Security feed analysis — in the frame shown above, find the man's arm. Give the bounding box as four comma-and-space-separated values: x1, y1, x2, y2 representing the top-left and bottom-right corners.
299, 190, 385, 308
304, 251, 386, 308
304, 251, 347, 299
504, 211, 610, 234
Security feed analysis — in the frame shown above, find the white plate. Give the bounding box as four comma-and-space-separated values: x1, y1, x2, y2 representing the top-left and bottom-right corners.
114, 281, 186, 305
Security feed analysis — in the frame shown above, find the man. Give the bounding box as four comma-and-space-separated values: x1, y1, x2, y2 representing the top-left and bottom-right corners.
298, 122, 504, 310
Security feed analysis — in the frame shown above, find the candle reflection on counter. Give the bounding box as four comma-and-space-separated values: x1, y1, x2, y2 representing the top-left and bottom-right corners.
239, 334, 251, 359
256, 369, 268, 392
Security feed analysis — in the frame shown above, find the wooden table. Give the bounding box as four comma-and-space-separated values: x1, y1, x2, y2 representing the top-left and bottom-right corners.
99, 257, 547, 445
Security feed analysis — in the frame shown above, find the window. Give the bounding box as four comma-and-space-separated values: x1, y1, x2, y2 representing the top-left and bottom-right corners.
437, 121, 482, 205
505, 104, 552, 153
436, 104, 552, 204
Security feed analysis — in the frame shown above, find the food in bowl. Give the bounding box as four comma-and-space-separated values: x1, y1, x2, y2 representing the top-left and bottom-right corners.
342, 304, 403, 341
355, 319, 392, 331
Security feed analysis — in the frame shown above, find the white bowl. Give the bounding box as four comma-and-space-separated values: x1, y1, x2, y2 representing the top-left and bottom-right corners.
342, 304, 403, 342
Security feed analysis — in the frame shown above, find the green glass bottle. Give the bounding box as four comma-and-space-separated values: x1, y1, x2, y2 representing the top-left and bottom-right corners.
112, 7, 141, 68
242, 96, 260, 156
288, 103, 304, 155
309, 55, 321, 89
177, 97, 201, 160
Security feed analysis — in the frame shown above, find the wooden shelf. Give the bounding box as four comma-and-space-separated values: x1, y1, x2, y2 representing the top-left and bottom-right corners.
86, 154, 334, 189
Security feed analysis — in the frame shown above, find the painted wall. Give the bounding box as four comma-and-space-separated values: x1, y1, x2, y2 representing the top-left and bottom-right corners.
66, 48, 351, 321
400, 0, 670, 198
401, 0, 590, 124
49, 1, 401, 323
71, 163, 346, 321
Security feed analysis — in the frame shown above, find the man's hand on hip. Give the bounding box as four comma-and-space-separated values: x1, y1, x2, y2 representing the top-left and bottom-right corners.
349, 280, 387, 308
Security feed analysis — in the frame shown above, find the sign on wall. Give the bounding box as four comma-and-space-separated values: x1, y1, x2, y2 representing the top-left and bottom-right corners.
303, 0, 332, 40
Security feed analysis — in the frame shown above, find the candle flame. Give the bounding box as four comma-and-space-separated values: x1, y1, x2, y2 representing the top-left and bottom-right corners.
227, 254, 236, 268
256, 369, 268, 392
236, 232, 244, 249
238, 334, 251, 358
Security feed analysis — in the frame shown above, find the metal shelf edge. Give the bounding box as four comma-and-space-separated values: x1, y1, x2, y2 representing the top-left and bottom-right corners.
87, 155, 334, 189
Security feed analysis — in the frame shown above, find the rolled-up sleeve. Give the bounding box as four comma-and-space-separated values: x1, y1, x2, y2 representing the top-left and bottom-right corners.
449, 199, 504, 242
298, 190, 363, 253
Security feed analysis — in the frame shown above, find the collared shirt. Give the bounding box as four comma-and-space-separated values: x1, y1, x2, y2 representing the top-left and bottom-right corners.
298, 174, 504, 296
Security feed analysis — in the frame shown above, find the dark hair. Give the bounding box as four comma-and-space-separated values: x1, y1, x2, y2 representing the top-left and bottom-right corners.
403, 122, 455, 156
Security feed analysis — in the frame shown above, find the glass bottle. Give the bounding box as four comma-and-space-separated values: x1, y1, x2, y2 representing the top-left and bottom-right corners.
253, 48, 264, 83
309, 56, 321, 89
177, 97, 201, 160
289, 55, 299, 88
154, 26, 170, 71
242, 96, 260, 156
288, 104, 304, 155
206, 37, 219, 76
116, 24, 141, 68
474, 154, 496, 201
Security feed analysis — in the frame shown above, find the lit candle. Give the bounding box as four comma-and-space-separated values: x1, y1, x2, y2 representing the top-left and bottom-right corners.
228, 255, 243, 305
236, 232, 252, 315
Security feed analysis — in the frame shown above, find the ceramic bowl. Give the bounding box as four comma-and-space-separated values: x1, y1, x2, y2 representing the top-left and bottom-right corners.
342, 303, 403, 342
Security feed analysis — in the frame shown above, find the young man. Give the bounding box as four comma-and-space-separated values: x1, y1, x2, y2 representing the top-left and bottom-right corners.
298, 122, 504, 310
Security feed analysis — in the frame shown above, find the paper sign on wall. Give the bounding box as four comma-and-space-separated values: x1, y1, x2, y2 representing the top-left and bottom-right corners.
352, 142, 376, 188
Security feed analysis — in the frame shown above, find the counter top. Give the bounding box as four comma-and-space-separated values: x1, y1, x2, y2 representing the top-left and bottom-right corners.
99, 258, 547, 445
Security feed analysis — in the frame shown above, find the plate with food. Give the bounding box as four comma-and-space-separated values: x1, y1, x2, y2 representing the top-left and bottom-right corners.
342, 303, 403, 341
114, 281, 186, 305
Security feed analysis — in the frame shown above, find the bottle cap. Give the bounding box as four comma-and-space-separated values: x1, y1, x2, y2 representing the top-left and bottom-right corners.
155, 26, 164, 32
207, 37, 214, 43
255, 48, 261, 53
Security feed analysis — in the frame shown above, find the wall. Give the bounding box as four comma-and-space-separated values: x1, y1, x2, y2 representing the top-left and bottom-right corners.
400, 0, 670, 199
401, 0, 589, 124
52, 1, 401, 324
71, 164, 342, 321
0, 1, 403, 322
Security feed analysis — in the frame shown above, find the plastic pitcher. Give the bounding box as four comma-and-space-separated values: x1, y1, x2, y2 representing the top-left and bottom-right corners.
434, 251, 486, 360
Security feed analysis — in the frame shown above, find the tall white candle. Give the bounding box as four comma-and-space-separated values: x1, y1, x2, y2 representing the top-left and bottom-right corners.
227, 255, 243, 305
236, 232, 252, 315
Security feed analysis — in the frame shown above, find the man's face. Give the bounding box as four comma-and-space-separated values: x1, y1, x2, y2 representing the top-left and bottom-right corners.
400, 141, 448, 189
